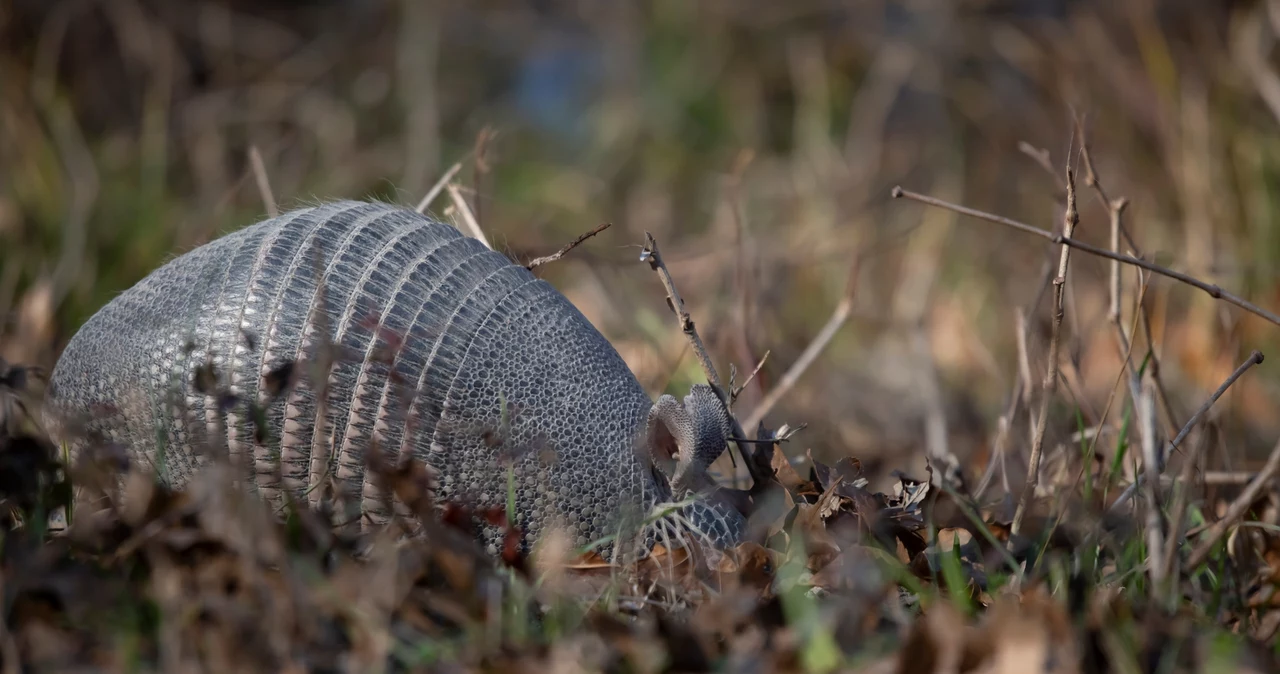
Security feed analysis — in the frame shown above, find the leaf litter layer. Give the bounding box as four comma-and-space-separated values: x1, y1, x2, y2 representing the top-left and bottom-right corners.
3, 318, 1280, 674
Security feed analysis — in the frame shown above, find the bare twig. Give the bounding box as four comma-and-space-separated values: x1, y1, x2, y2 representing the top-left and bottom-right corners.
248, 145, 278, 218
415, 161, 463, 214
640, 234, 771, 489
1200, 471, 1268, 484
525, 223, 612, 271
975, 259, 1057, 499
742, 255, 861, 433
731, 350, 770, 403
1017, 141, 1066, 193
1074, 115, 1180, 439
1186, 435, 1280, 570
1011, 167, 1079, 534
1108, 350, 1265, 513
890, 186, 1280, 327
1075, 113, 1141, 254
446, 182, 490, 249
1106, 199, 1130, 325
1015, 306, 1035, 408
1037, 273, 1150, 559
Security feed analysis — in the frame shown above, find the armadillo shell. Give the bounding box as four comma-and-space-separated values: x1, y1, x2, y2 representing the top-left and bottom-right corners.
46, 200, 658, 552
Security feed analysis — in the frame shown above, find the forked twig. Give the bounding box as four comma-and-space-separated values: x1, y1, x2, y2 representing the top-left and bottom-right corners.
1108, 350, 1265, 514
525, 223, 612, 271
731, 350, 770, 403
1011, 167, 1079, 534
1185, 436, 1280, 570
415, 161, 463, 214
890, 187, 1280, 327
1075, 114, 1180, 438
447, 182, 491, 249
640, 233, 771, 489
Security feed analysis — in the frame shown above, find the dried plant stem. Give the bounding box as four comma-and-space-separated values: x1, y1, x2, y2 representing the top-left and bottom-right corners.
1038, 274, 1149, 556
415, 161, 463, 214
1106, 199, 1128, 325
640, 233, 770, 489
446, 182, 490, 249
731, 350, 771, 403
976, 238, 1054, 499
1161, 430, 1209, 591
525, 223, 612, 271
1011, 168, 1079, 535
1200, 471, 1266, 484
1108, 350, 1265, 514
1186, 436, 1280, 570
1138, 372, 1164, 586
742, 257, 860, 433
1075, 117, 1181, 439
248, 145, 278, 218
890, 187, 1280, 327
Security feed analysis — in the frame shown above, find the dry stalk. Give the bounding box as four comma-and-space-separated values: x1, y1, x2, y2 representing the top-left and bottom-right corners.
1011, 168, 1078, 534
1075, 116, 1180, 438
640, 233, 771, 489
890, 187, 1280, 327
1108, 350, 1265, 514
742, 255, 860, 433
1138, 371, 1165, 586
730, 350, 770, 404
1037, 272, 1150, 556
525, 223, 612, 271
1186, 435, 1280, 570
1200, 471, 1267, 484
1017, 141, 1065, 193
1161, 429, 1210, 591
974, 284, 1049, 500
248, 145, 278, 218
446, 182, 491, 249
415, 161, 463, 214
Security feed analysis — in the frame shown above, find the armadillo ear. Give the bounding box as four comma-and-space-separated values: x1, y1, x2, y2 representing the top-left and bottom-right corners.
643, 394, 693, 488
678, 384, 731, 478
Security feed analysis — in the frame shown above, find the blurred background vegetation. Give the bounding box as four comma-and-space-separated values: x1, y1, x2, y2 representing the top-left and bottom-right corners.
3, 0, 1280, 492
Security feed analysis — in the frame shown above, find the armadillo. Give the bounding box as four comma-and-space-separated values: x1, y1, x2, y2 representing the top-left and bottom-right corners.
43, 200, 746, 558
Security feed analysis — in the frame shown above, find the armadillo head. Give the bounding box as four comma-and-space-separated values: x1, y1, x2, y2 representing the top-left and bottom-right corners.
639, 384, 745, 551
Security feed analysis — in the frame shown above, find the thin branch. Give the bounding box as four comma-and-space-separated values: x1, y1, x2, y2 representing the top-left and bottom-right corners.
1186, 436, 1280, 570
1075, 113, 1141, 254
1141, 294, 1182, 440
525, 223, 612, 271
1074, 113, 1180, 439
731, 350, 770, 403
1107, 198, 1130, 325
890, 186, 1280, 328
742, 255, 861, 433
1011, 167, 1079, 534
975, 279, 1050, 500
446, 182, 491, 249
248, 145, 278, 219
1108, 350, 1265, 514
415, 161, 463, 214
1017, 141, 1066, 193
640, 233, 771, 489
1037, 272, 1149, 558
1015, 306, 1035, 408
1200, 471, 1269, 484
